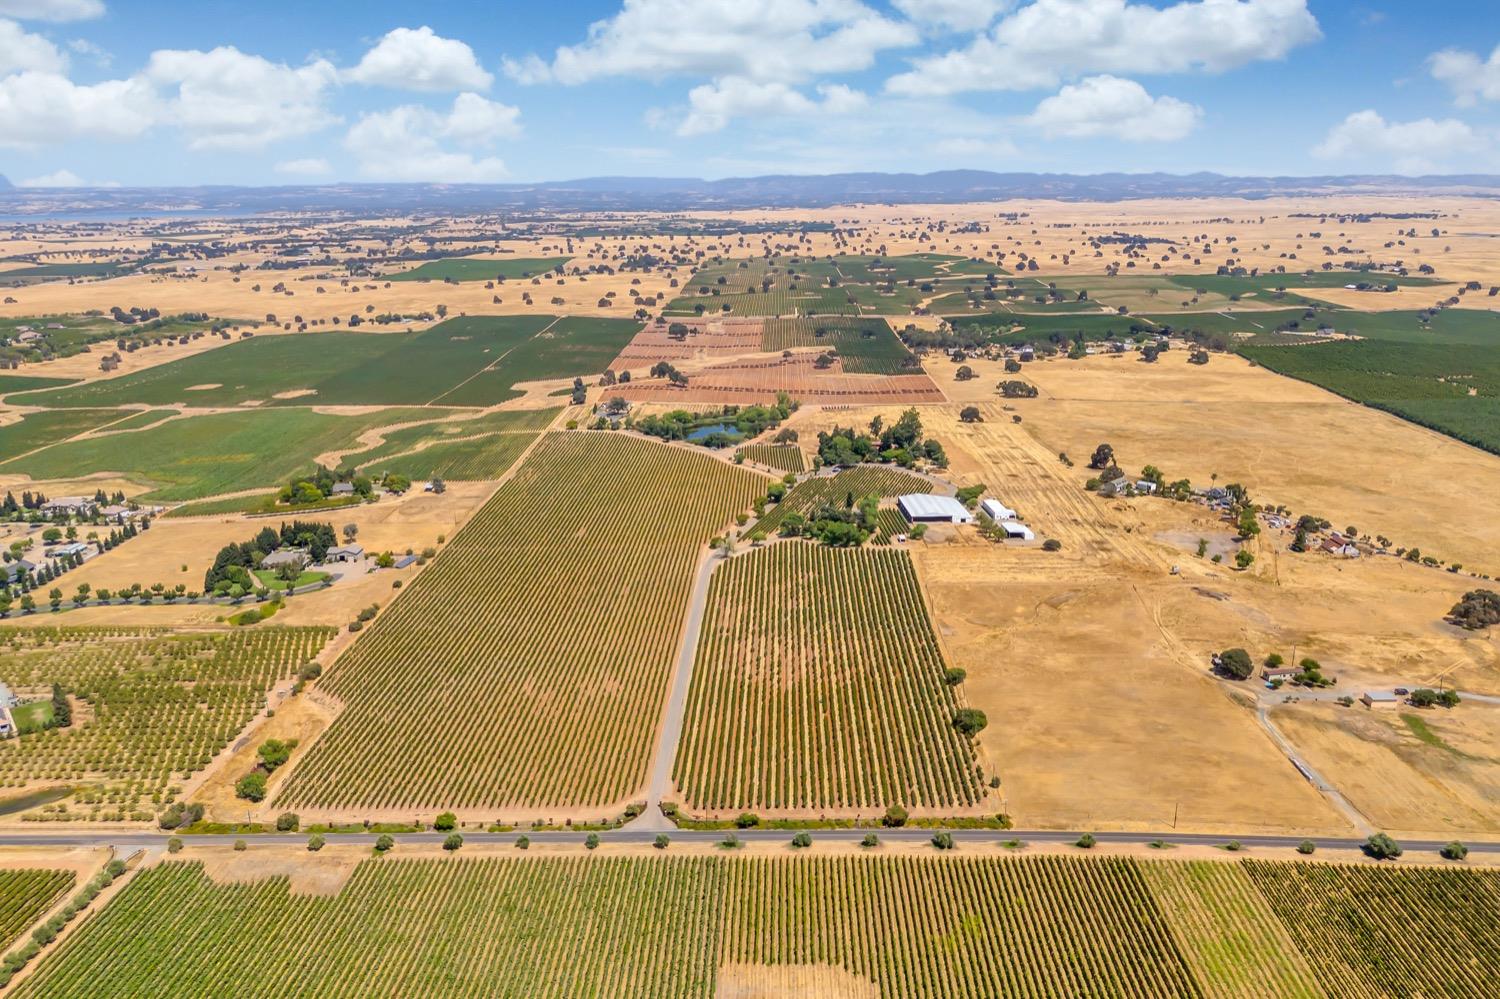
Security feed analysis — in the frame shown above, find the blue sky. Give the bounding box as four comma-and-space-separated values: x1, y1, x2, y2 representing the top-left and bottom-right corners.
1, 0, 1497, 187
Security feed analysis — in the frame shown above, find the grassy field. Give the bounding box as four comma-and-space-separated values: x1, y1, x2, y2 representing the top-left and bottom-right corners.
345, 408, 559, 470
0, 374, 76, 397
0, 410, 126, 458
0, 869, 74, 953
665, 255, 968, 318
0, 627, 332, 821
16, 855, 1489, 998
164, 492, 360, 518
674, 545, 984, 812
0, 263, 125, 284
1, 408, 422, 501
278, 432, 766, 813
755, 466, 931, 535
386, 256, 571, 282
360, 431, 540, 482
14, 318, 563, 409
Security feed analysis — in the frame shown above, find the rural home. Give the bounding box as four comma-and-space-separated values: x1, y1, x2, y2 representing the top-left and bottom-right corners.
1263, 666, 1301, 680
49, 542, 90, 559
1361, 690, 1400, 708
898, 494, 973, 525
330, 482, 356, 497
1, 560, 34, 584
325, 544, 364, 563
40, 497, 96, 517
261, 549, 308, 570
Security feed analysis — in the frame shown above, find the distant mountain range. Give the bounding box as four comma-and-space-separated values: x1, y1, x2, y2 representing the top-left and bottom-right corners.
1, 171, 1498, 217
0, 174, 12, 192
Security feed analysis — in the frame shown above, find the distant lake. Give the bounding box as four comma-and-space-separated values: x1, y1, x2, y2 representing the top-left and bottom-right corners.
687, 423, 742, 442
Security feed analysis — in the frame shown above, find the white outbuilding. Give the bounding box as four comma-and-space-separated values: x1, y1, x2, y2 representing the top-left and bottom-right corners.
998, 521, 1035, 541
980, 498, 1017, 522
898, 494, 973, 524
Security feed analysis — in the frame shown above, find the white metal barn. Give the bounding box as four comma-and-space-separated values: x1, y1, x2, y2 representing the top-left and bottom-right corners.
998, 521, 1035, 541
898, 494, 973, 524
980, 498, 1016, 521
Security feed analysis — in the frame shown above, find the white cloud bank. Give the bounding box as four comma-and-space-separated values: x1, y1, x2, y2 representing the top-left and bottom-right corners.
346, 25, 493, 92
677, 78, 866, 135
1026, 75, 1201, 141
0, 0, 104, 22
1313, 110, 1486, 174
1430, 44, 1500, 106
345, 92, 520, 182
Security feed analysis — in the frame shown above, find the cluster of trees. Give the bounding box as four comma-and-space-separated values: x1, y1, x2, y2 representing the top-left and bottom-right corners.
235, 738, 299, 803
279, 465, 371, 506
815, 408, 947, 469
1, 491, 51, 518
997, 380, 1037, 398
205, 521, 336, 593
1447, 589, 1500, 630
777, 494, 880, 546
648, 361, 688, 386
597, 369, 632, 387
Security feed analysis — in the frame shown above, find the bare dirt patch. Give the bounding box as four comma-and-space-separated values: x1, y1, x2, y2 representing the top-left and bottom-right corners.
717, 964, 879, 999
183, 383, 221, 391
271, 389, 317, 400
196, 844, 363, 896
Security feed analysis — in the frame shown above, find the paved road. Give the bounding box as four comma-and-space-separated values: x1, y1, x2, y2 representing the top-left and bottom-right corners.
4, 827, 1495, 854
637, 548, 724, 832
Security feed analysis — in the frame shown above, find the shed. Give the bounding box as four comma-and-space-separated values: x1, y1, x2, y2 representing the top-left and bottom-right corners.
1361, 690, 1399, 708
980, 498, 1016, 522
898, 494, 973, 524
998, 521, 1035, 541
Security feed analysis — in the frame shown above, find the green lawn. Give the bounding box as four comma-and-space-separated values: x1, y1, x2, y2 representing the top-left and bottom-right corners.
0, 374, 77, 397
386, 257, 571, 282
253, 568, 330, 591
9, 700, 54, 734
1, 408, 423, 501
165, 492, 362, 518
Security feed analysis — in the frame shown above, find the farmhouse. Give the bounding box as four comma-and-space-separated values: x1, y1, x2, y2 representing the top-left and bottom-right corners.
330, 482, 356, 497
40, 497, 96, 517
325, 544, 364, 563
1, 560, 34, 584
261, 549, 308, 569
50, 542, 90, 559
1361, 690, 1400, 708
980, 498, 1017, 521
1263, 666, 1301, 680
997, 521, 1035, 541
898, 494, 973, 525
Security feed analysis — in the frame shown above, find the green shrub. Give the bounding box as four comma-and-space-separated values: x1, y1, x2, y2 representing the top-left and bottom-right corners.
860, 833, 879, 848
275, 812, 299, 832
434, 812, 457, 831
1076, 833, 1096, 849
791, 832, 812, 849
375, 834, 394, 853
1296, 839, 1317, 855
1441, 841, 1468, 861
443, 833, 463, 851
931, 832, 955, 850
881, 805, 908, 828
307, 834, 325, 852
653, 834, 670, 850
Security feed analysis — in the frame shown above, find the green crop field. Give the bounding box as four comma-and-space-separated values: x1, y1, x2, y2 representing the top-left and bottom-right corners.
0, 374, 76, 397
15, 318, 563, 409
278, 432, 766, 813
430, 317, 640, 405
760, 317, 919, 374
386, 256, 571, 282
346, 408, 559, 470
1, 408, 420, 501
674, 545, 984, 812
360, 431, 540, 482
755, 466, 931, 535
0, 869, 73, 953
665, 255, 967, 318
0, 627, 332, 821
0, 410, 126, 459
0, 263, 125, 285
949, 311, 1162, 343
18, 855, 1486, 999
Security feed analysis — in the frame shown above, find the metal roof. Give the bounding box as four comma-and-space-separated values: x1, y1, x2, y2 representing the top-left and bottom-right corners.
898, 494, 971, 520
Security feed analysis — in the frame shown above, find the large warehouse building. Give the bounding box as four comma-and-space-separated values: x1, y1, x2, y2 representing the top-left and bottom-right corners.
898, 494, 973, 524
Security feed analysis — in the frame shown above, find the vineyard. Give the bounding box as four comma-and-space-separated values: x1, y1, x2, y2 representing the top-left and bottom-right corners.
0, 627, 333, 821
0, 870, 73, 952
278, 432, 767, 813
674, 545, 984, 811
1243, 859, 1500, 998
755, 466, 932, 535
21, 855, 1487, 998
735, 444, 804, 473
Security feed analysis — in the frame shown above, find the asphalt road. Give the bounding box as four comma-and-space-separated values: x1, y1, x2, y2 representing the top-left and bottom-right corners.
3, 826, 1494, 855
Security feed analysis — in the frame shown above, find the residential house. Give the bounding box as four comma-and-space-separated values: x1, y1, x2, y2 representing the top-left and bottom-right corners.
325, 544, 364, 563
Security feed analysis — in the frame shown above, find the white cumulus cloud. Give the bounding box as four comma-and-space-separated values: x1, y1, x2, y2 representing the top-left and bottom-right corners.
0, 70, 156, 148
677, 77, 867, 135
1430, 44, 1500, 106
19, 168, 84, 186
1026, 75, 1201, 141
142, 46, 339, 150
346, 25, 493, 92
345, 92, 520, 182
505, 0, 917, 86
0, 0, 104, 21
887, 0, 1321, 96
1313, 110, 1486, 174
0, 18, 68, 75
892, 0, 1013, 32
